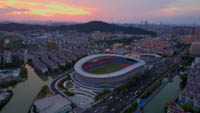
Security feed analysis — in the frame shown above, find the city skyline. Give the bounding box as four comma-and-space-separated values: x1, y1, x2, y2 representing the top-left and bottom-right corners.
0, 0, 200, 24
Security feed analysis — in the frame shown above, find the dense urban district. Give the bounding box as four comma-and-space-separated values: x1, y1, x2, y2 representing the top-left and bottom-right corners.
0, 21, 200, 113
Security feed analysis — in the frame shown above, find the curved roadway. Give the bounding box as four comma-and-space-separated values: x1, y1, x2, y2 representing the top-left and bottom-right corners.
49, 69, 76, 107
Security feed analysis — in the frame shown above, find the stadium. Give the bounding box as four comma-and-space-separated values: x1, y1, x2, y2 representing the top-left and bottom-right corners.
139, 53, 161, 64
73, 54, 145, 89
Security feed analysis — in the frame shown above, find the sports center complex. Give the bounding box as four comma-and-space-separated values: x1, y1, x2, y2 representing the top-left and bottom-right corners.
73, 54, 146, 89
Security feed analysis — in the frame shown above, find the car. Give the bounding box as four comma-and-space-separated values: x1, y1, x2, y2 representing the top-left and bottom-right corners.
135, 91, 138, 95
102, 106, 106, 110
109, 96, 113, 100
94, 110, 98, 113
111, 108, 115, 111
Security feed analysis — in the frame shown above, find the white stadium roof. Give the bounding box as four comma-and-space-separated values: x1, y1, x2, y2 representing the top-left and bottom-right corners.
74, 54, 145, 78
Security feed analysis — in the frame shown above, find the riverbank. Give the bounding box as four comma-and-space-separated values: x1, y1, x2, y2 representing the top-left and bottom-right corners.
143, 76, 181, 113
0, 89, 13, 111
28, 85, 54, 113
0, 65, 29, 88
0, 65, 53, 113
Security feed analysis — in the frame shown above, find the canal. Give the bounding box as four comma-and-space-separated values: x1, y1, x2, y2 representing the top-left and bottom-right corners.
1, 65, 53, 113
143, 76, 181, 113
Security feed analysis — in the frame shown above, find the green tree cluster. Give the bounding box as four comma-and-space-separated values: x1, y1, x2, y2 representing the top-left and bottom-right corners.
180, 74, 187, 89
95, 89, 110, 101
26, 43, 38, 51
142, 80, 162, 99
97, 38, 139, 45
37, 85, 49, 99
64, 89, 75, 96
123, 102, 137, 113
0, 57, 24, 69
115, 70, 150, 91
47, 41, 56, 51
181, 103, 196, 113
20, 66, 28, 79
58, 76, 72, 89
164, 103, 169, 113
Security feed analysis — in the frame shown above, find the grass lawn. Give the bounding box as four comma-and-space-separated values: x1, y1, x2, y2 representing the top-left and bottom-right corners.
90, 63, 125, 74
66, 81, 73, 88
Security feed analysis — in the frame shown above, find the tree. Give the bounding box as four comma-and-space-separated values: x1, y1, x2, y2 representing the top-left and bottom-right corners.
47, 41, 56, 51
124, 102, 137, 113
181, 103, 195, 113
180, 74, 187, 82
164, 103, 169, 113
95, 89, 110, 101
27, 43, 38, 51
20, 66, 28, 79
180, 74, 187, 89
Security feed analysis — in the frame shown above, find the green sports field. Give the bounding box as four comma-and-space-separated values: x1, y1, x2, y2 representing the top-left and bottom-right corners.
90, 63, 125, 74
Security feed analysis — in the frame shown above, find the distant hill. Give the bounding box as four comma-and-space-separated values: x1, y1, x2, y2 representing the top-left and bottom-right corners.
0, 21, 157, 37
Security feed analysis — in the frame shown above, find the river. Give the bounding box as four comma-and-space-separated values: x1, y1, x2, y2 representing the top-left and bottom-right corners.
1, 67, 182, 113
143, 76, 181, 113
1, 65, 53, 113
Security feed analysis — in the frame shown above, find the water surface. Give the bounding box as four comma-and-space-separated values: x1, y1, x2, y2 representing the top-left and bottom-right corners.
143, 76, 181, 113
1, 65, 53, 113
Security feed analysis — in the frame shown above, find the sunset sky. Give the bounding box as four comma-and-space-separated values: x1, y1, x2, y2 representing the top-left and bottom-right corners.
0, 0, 200, 24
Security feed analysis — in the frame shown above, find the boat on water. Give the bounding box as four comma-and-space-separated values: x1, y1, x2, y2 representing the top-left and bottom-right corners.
0, 89, 13, 110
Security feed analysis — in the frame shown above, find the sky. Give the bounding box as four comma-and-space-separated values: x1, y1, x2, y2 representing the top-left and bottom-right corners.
0, 0, 200, 24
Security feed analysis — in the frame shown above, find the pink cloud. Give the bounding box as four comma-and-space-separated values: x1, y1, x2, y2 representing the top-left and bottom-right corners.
0, 6, 29, 14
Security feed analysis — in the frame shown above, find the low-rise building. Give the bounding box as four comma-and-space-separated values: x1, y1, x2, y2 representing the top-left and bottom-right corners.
3, 50, 13, 64
40, 53, 58, 71
178, 57, 200, 111
0, 89, 12, 107
48, 53, 66, 66
190, 41, 200, 57
0, 69, 20, 84
167, 102, 186, 113
34, 95, 72, 113
57, 52, 72, 63
32, 56, 48, 73
183, 35, 194, 44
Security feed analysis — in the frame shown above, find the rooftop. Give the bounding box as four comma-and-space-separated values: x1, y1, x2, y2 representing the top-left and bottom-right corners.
74, 54, 145, 78
34, 95, 71, 113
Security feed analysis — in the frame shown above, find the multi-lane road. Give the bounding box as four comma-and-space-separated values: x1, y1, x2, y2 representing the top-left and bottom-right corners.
49, 49, 186, 113
83, 52, 184, 113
